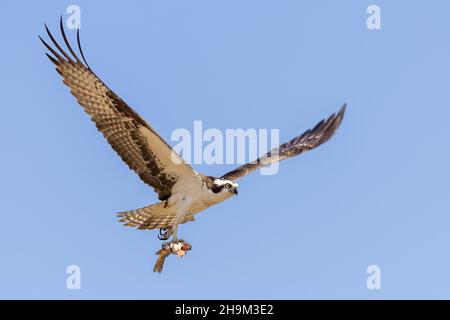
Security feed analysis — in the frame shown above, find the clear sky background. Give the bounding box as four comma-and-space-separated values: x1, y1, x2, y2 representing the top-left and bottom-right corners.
1, 0, 449, 299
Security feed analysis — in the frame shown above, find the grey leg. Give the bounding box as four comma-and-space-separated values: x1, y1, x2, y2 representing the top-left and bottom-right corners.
172, 225, 179, 241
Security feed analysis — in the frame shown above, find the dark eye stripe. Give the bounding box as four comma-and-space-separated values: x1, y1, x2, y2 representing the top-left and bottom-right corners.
211, 184, 225, 194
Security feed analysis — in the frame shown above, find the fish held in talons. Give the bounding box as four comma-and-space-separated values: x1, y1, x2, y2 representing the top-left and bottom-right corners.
153, 240, 192, 273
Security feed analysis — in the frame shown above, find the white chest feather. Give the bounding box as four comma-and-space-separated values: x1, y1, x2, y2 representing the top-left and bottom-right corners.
168, 175, 232, 216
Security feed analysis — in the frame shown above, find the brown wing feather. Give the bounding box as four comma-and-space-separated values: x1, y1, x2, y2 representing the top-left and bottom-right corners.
40, 19, 198, 200
221, 105, 346, 181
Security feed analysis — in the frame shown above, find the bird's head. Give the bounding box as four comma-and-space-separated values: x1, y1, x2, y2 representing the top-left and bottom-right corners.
212, 179, 239, 196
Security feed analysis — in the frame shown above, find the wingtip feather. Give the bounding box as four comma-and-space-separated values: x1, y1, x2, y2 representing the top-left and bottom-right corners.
338, 103, 347, 118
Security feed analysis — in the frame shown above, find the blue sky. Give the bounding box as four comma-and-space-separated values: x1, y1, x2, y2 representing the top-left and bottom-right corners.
1, 0, 450, 299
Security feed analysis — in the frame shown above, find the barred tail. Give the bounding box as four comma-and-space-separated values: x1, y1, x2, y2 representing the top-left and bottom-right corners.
117, 202, 196, 230
117, 202, 175, 230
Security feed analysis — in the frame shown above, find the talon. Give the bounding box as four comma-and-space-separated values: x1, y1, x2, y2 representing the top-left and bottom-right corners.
158, 227, 172, 240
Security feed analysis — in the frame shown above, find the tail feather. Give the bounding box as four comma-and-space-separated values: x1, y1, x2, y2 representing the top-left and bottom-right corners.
117, 202, 195, 230
153, 249, 170, 273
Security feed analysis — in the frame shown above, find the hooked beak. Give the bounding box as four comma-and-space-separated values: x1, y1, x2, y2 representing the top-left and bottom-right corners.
233, 188, 238, 196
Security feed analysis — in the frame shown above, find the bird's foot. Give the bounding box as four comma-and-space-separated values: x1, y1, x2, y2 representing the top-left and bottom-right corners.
158, 227, 172, 241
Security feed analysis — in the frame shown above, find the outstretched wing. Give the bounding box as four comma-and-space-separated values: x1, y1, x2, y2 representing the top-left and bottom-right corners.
40, 18, 199, 200
221, 105, 346, 181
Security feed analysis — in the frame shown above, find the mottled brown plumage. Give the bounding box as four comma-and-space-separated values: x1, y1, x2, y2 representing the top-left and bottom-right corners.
221, 105, 346, 181
40, 19, 346, 242
39, 18, 198, 201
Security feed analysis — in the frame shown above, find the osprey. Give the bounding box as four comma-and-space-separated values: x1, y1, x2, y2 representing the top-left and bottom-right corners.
40, 19, 346, 241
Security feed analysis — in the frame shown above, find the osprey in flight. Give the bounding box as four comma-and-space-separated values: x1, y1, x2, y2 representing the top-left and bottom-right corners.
40, 19, 346, 242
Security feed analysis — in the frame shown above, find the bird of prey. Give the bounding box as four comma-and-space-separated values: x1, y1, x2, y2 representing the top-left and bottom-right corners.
40, 19, 346, 242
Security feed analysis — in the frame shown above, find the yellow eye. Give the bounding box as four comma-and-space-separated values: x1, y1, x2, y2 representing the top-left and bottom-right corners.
225, 183, 232, 189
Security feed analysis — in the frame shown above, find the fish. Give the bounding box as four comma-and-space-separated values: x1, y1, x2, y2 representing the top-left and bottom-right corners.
153, 240, 192, 273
